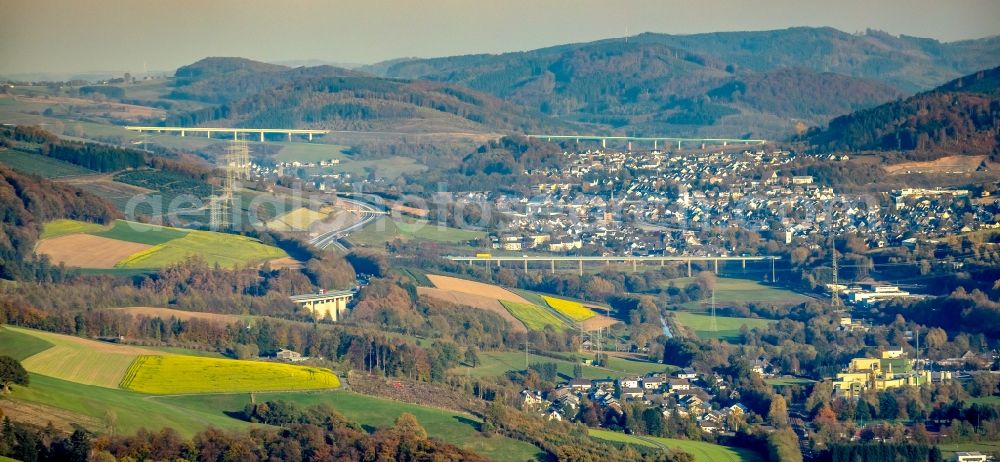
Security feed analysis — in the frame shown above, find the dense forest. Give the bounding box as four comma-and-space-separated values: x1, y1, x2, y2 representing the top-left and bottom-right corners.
805, 66, 1000, 156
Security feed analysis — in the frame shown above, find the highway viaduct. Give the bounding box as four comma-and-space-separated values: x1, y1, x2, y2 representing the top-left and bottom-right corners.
526, 134, 767, 150
446, 255, 779, 280
289, 289, 356, 321
124, 126, 330, 142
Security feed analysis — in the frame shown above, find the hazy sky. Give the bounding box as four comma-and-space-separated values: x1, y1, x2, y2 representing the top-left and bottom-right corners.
1, 0, 998, 75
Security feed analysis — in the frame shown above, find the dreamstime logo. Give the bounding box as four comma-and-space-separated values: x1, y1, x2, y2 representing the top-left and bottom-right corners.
116, 178, 887, 244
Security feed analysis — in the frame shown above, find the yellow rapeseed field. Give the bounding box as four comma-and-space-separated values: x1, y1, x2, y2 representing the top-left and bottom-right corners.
120, 355, 340, 394
542, 295, 597, 321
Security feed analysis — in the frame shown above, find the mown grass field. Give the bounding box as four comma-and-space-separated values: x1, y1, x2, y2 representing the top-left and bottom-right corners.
120, 355, 340, 394
665, 277, 811, 308
10, 327, 162, 388
0, 148, 95, 178
0, 326, 54, 360
92, 219, 189, 245
589, 428, 763, 462
10, 373, 247, 437
116, 230, 287, 269
542, 295, 598, 321
272, 142, 351, 163
501, 300, 568, 331
452, 348, 671, 379
40, 219, 108, 239
672, 311, 774, 340
302, 155, 426, 181
350, 216, 484, 246
765, 376, 817, 386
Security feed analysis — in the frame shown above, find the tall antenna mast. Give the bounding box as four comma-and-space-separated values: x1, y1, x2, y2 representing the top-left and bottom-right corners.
831, 235, 842, 307
710, 287, 718, 332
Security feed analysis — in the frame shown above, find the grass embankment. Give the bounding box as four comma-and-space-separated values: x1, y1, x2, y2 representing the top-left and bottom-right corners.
39, 219, 108, 239
349, 216, 484, 246
119, 355, 340, 394
672, 311, 774, 341
0, 149, 95, 178
589, 428, 764, 462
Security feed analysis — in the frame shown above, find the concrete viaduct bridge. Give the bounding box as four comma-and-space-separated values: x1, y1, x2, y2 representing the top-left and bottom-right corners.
289, 289, 355, 321
527, 134, 767, 150
446, 255, 779, 280
124, 126, 330, 142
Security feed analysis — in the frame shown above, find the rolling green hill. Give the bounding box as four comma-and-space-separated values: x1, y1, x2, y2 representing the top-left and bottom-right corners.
0, 326, 541, 461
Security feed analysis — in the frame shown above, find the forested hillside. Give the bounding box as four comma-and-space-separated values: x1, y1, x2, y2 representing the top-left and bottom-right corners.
369, 27, 999, 138
167, 70, 572, 132
0, 164, 118, 280
170, 57, 367, 103
804, 66, 1000, 156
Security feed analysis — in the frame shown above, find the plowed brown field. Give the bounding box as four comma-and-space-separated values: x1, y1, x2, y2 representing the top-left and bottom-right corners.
417, 287, 527, 333
427, 274, 532, 304
35, 234, 151, 268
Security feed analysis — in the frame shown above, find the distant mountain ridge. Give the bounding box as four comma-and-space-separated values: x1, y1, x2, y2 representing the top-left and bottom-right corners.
804, 66, 1000, 156
363, 27, 999, 138
164, 58, 574, 134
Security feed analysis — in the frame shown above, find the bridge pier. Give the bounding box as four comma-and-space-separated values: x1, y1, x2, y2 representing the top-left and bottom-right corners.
524, 260, 528, 272
602, 138, 606, 149
678, 140, 682, 149
579, 260, 583, 276
687, 259, 692, 277
287, 132, 292, 141
206, 131, 211, 138
714, 259, 719, 274
653, 139, 657, 150
627, 141, 632, 151
308, 133, 313, 141
632, 259, 637, 272
550, 260, 555, 274
496, 259, 501, 268
180, 130, 185, 137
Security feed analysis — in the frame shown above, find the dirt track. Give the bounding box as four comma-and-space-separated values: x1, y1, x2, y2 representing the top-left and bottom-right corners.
884, 155, 986, 174
35, 233, 151, 268
113, 307, 243, 324
417, 287, 527, 333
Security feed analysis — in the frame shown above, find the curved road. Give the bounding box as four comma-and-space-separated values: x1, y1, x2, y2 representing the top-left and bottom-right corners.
308, 196, 382, 251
